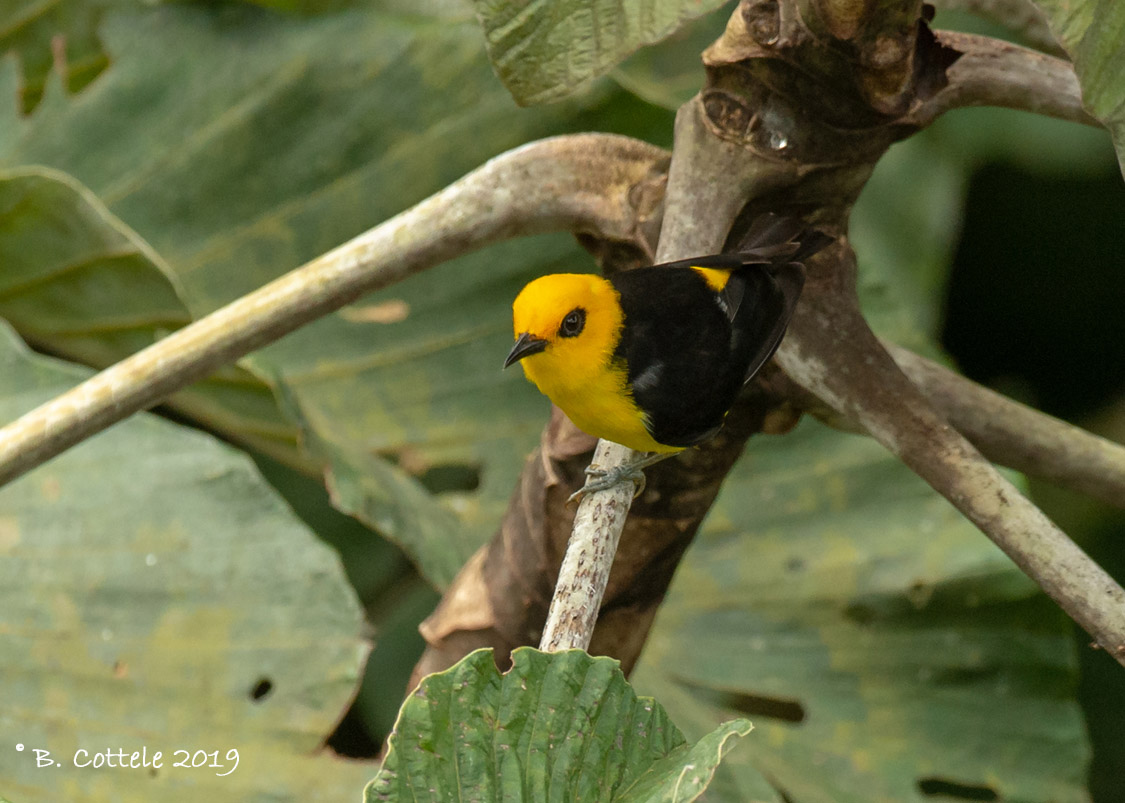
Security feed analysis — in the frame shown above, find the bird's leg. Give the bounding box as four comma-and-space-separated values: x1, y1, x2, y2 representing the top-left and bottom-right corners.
567, 451, 675, 504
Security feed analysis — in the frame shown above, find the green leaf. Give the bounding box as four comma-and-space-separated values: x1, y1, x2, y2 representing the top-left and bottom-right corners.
0, 0, 127, 112
0, 4, 671, 585
611, 1, 734, 110
1030, 0, 1125, 176
472, 0, 732, 105
0, 167, 303, 465
366, 647, 753, 801
0, 321, 373, 801
631, 419, 1088, 802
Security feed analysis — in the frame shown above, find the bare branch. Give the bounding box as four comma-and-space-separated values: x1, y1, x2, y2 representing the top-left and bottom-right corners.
906, 31, 1097, 128
887, 344, 1125, 510
539, 102, 757, 652
539, 441, 637, 651
0, 134, 668, 488
800, 343, 1125, 508
777, 251, 1125, 664
931, 0, 1064, 56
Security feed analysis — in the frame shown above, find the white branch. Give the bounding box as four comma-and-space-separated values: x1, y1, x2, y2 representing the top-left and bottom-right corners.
539, 100, 774, 652
0, 134, 668, 487
539, 440, 638, 651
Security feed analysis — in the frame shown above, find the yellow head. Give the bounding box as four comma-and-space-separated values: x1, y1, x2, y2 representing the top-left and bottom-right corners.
504, 273, 624, 399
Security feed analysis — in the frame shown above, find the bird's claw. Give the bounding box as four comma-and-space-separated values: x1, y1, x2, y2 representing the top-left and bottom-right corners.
567, 464, 647, 505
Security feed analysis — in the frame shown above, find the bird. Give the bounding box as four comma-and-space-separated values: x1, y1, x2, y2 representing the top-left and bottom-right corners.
504, 214, 831, 498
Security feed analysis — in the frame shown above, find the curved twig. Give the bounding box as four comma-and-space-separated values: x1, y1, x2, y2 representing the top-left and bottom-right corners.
906, 31, 1097, 128
887, 344, 1125, 510
0, 134, 669, 488
776, 253, 1125, 664
799, 343, 1125, 509
931, 0, 1064, 57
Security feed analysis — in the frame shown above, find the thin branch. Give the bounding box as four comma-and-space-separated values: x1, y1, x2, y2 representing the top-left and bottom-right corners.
886, 343, 1125, 510
931, 0, 1064, 57
906, 31, 1097, 128
0, 134, 668, 488
539, 102, 754, 652
538, 440, 637, 651
797, 343, 1125, 509
776, 252, 1125, 665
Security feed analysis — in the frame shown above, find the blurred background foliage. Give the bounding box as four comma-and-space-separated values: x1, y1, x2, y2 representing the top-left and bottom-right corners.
0, 0, 1122, 800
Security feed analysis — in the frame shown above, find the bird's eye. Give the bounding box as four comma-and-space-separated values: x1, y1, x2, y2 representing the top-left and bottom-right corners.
558, 308, 586, 338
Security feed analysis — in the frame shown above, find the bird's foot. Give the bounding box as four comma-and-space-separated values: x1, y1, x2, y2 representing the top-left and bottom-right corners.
566, 452, 672, 505
568, 464, 647, 504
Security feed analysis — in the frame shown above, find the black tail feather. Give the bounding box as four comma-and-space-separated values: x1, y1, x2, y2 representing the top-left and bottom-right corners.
734, 213, 833, 266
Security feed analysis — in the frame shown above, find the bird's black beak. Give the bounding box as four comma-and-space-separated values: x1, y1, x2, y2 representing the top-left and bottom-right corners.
504, 332, 549, 368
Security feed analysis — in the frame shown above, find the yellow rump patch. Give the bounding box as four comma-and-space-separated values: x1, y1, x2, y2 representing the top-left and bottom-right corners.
691, 266, 730, 293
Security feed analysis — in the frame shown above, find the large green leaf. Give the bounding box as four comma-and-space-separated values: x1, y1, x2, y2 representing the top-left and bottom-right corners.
0, 321, 371, 801
0, 167, 301, 464
472, 0, 732, 105
632, 419, 1087, 802
366, 648, 753, 802
0, 3, 671, 585
1030, 0, 1125, 175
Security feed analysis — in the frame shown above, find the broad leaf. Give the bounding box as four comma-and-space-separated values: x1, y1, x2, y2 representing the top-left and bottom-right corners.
0, 321, 372, 802
0, 167, 301, 463
472, 0, 732, 104
1031, 0, 1125, 176
0, 3, 671, 584
632, 418, 1088, 802
366, 648, 753, 801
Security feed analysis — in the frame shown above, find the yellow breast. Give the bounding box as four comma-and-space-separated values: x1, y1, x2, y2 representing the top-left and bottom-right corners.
511, 273, 678, 454
524, 356, 675, 453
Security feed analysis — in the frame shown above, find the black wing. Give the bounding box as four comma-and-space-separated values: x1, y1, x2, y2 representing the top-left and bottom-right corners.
726, 261, 805, 385
610, 218, 830, 448
611, 267, 737, 447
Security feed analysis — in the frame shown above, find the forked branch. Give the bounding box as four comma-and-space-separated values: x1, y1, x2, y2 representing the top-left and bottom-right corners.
777, 254, 1125, 663
888, 344, 1125, 510
907, 31, 1097, 128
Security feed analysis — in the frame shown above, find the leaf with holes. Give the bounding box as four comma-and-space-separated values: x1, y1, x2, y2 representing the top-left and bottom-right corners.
630, 418, 1088, 802
0, 321, 372, 802
366, 647, 754, 802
